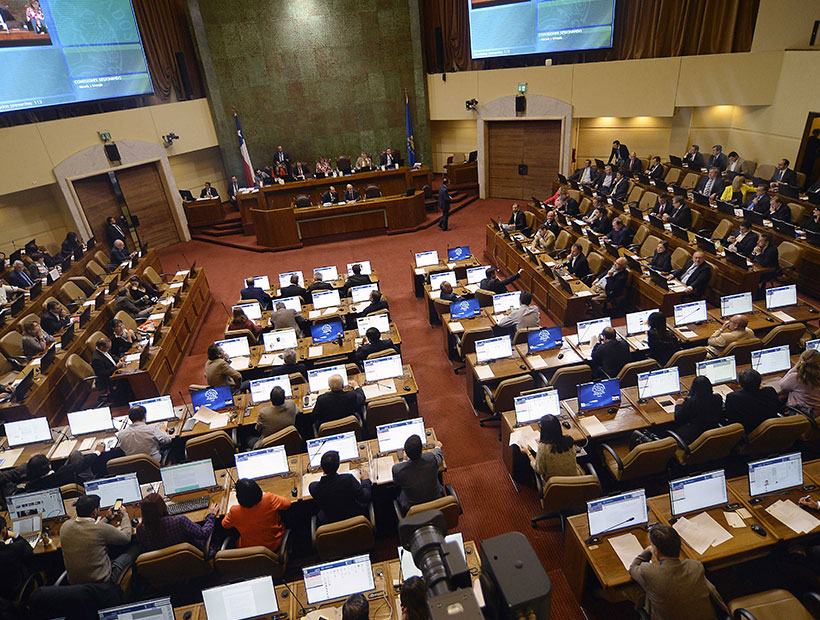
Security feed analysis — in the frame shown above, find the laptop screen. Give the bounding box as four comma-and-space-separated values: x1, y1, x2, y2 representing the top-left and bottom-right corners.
67, 407, 113, 436
356, 314, 390, 337
720, 292, 753, 317
278, 271, 304, 289
190, 386, 234, 412
376, 418, 426, 453
748, 452, 802, 497
215, 337, 250, 359
577, 379, 621, 411
673, 300, 708, 325
363, 354, 403, 382
449, 298, 481, 320
625, 309, 657, 335
414, 251, 439, 267
7, 488, 65, 520
235, 446, 289, 480
129, 395, 175, 423
249, 375, 292, 404
448, 246, 471, 261
263, 328, 298, 352
277, 296, 302, 312
202, 576, 279, 620
637, 367, 680, 400
696, 356, 737, 385
311, 320, 344, 344
84, 473, 142, 508
347, 261, 372, 275
302, 554, 375, 605
350, 283, 378, 302
577, 318, 612, 344
5, 417, 51, 447
669, 469, 727, 516
587, 489, 648, 537
99, 597, 175, 620
429, 271, 456, 291
527, 327, 563, 352
233, 302, 262, 321
251, 276, 270, 290
312, 289, 341, 309
750, 345, 791, 376
466, 266, 487, 284
807, 339, 820, 352
514, 390, 561, 424
313, 266, 339, 282
475, 335, 513, 364
765, 284, 797, 310
307, 364, 349, 394
306, 431, 359, 467
160, 459, 216, 495
492, 291, 520, 314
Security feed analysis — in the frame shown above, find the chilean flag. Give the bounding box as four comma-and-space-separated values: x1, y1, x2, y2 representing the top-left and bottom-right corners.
234, 110, 255, 186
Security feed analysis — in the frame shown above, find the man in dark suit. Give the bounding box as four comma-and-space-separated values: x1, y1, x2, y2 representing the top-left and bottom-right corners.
342, 264, 371, 296
320, 186, 339, 204
501, 203, 527, 233
41, 300, 70, 335
571, 159, 598, 185
90, 336, 132, 403
200, 182, 219, 199
309, 451, 372, 526
724, 221, 758, 257
647, 156, 665, 179
270, 348, 307, 380
292, 161, 310, 180
751, 232, 779, 270
610, 170, 629, 200
591, 326, 630, 379
274, 145, 290, 174
555, 194, 579, 217
671, 251, 711, 299
590, 258, 629, 315
707, 145, 728, 172
625, 152, 643, 175
588, 206, 612, 235
438, 177, 451, 231
228, 176, 241, 208
110, 240, 132, 264
744, 185, 771, 214
696, 167, 725, 198
607, 140, 629, 166
23, 451, 102, 493
306, 272, 333, 295
343, 184, 361, 202
768, 196, 791, 222
105, 217, 127, 246
595, 165, 616, 195
479, 266, 522, 294
543, 210, 560, 237
666, 196, 692, 229
682, 145, 704, 168
379, 148, 397, 167
278, 274, 310, 305
770, 158, 797, 187
359, 290, 389, 316
803, 205, 820, 233
564, 244, 590, 280
724, 369, 782, 433
8, 261, 35, 289
392, 435, 444, 513
607, 218, 632, 247
0, 514, 34, 600
240, 277, 272, 311
311, 374, 365, 427
355, 327, 397, 362
651, 193, 674, 217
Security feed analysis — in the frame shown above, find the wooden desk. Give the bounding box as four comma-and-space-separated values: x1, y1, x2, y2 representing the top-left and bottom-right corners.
174, 584, 294, 620
443, 313, 494, 360
464, 351, 529, 406
411, 257, 480, 298
445, 162, 478, 186
516, 342, 585, 377
563, 398, 649, 440
182, 198, 224, 228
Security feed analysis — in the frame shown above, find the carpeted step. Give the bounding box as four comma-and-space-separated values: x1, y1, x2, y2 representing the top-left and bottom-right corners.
190, 233, 271, 252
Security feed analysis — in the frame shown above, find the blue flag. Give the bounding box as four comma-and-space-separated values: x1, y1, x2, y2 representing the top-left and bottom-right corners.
405, 92, 416, 166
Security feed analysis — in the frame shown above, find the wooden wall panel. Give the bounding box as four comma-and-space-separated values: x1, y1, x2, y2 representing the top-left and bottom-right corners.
487, 120, 562, 200
71, 174, 119, 251
115, 163, 180, 249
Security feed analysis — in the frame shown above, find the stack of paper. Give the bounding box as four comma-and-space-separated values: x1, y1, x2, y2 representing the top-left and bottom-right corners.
464, 284, 480, 293
322, 307, 338, 316
509, 426, 540, 454
308, 345, 324, 357
526, 355, 547, 370
766, 499, 820, 534
308, 310, 321, 320
579, 416, 607, 435
0, 447, 24, 469
576, 290, 593, 297
78, 437, 99, 452
448, 321, 464, 332
362, 380, 397, 399
193, 406, 230, 429
301, 472, 322, 497
474, 366, 494, 380
609, 533, 645, 570
230, 357, 250, 371
724, 511, 745, 529
50, 439, 77, 460
373, 456, 395, 484
209, 413, 231, 429
258, 353, 284, 366
414, 268, 425, 275
673, 512, 733, 555
771, 310, 795, 322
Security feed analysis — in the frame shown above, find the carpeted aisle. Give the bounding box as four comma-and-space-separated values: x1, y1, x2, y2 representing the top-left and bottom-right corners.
157, 197, 594, 619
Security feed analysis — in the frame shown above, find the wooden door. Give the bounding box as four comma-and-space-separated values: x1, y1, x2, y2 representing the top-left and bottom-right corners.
72, 174, 119, 248
115, 163, 181, 249
487, 120, 562, 200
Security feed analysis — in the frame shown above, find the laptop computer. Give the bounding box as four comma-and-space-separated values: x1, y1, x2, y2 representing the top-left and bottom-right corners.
669, 155, 682, 166
12, 513, 41, 548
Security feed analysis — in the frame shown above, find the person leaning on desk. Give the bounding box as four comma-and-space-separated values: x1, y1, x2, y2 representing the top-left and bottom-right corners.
479, 266, 522, 294
311, 374, 365, 429
205, 343, 246, 393
136, 492, 218, 555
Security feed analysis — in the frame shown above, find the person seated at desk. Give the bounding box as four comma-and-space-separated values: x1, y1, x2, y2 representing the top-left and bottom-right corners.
22, 449, 103, 493
240, 277, 272, 311
115, 287, 152, 320
270, 300, 306, 336
343, 184, 361, 202
110, 317, 138, 358
117, 405, 171, 462
768, 195, 791, 223
8, 260, 35, 289
543, 184, 570, 207
307, 272, 333, 294
355, 327, 397, 362
343, 594, 370, 620
629, 523, 727, 620
770, 158, 797, 188
255, 168, 272, 186
720, 174, 745, 203
494, 290, 540, 337
61, 231, 81, 258
530, 224, 555, 253
359, 290, 389, 316
594, 164, 616, 195
743, 184, 770, 214
228, 176, 242, 208
647, 156, 664, 179
0, 515, 33, 600
343, 263, 371, 295
670, 250, 711, 299
127, 275, 160, 303
439, 281, 467, 303
650, 193, 673, 218
607, 217, 632, 247
479, 266, 522, 294
110, 240, 134, 265
28, 252, 49, 279
221, 478, 291, 553
205, 343, 245, 393
671, 375, 723, 444
0, 281, 23, 308
780, 349, 820, 417
312, 374, 365, 427
706, 314, 753, 358
254, 386, 300, 448
41, 300, 70, 336
625, 151, 643, 175
696, 167, 724, 199
724, 150, 746, 175
591, 326, 630, 379
320, 186, 340, 204
646, 311, 680, 366
380, 148, 398, 167
501, 203, 527, 234
92, 335, 133, 403
270, 348, 307, 380
136, 492, 217, 555
355, 152, 373, 170
724, 220, 758, 257
588, 206, 612, 235
22, 319, 53, 359
571, 159, 598, 185
309, 450, 372, 526
751, 232, 779, 270
554, 193, 580, 218
682, 144, 705, 168
200, 181, 219, 199
230, 306, 262, 338
664, 195, 692, 229
708, 145, 728, 172
526, 415, 578, 480
564, 244, 590, 280
648, 240, 672, 272
610, 170, 629, 201
292, 161, 310, 180
803, 205, 820, 233
60, 494, 137, 586
392, 435, 444, 513
589, 258, 628, 315
543, 210, 561, 236
279, 273, 310, 305
725, 368, 782, 433
315, 157, 333, 176
272, 160, 288, 180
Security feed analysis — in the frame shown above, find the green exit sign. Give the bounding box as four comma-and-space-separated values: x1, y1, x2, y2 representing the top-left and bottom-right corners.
99, 131, 111, 142
517, 83, 527, 94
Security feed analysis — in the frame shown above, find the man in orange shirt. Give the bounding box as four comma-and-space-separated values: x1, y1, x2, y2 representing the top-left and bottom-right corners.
222, 479, 291, 551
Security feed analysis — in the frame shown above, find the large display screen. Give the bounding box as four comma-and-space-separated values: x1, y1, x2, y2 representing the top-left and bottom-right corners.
0, 0, 152, 112
468, 0, 616, 60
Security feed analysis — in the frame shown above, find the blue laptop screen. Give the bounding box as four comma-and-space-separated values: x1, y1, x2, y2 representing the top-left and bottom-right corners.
449, 298, 480, 319
578, 379, 621, 411
190, 386, 234, 412
527, 327, 563, 352
311, 320, 344, 344
448, 246, 471, 261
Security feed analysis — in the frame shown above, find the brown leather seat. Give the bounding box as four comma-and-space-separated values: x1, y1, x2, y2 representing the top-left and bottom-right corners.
58, 281, 86, 306
601, 437, 677, 482
453, 326, 494, 374
665, 346, 707, 376
481, 375, 535, 435
722, 337, 763, 366
760, 322, 805, 354
135, 543, 212, 587
532, 463, 601, 532
60, 483, 84, 499
184, 430, 236, 470
616, 359, 659, 388
114, 310, 138, 332
0, 331, 24, 359
68, 276, 95, 296
312, 515, 375, 561
738, 415, 810, 458
223, 327, 258, 346
728, 589, 814, 620
317, 415, 362, 440
364, 396, 409, 437
85, 330, 106, 360
106, 453, 161, 484
257, 425, 303, 455
513, 327, 541, 346
474, 288, 494, 308
215, 535, 290, 580
403, 485, 462, 531
549, 364, 592, 400
433, 298, 451, 323
671, 423, 745, 467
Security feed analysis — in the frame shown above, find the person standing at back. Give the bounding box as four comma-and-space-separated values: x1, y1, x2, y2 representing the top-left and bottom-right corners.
438, 177, 451, 231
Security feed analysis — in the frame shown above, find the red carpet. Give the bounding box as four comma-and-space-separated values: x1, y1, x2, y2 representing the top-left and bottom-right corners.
157, 197, 598, 618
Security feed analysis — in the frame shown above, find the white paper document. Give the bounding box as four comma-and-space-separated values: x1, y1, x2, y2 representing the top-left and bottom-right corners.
770, 311, 795, 323
209, 413, 231, 429
766, 499, 820, 534
308, 310, 321, 320
575, 290, 593, 298
373, 455, 395, 484
526, 355, 547, 370
510, 426, 540, 454
474, 365, 495, 380
308, 346, 324, 357
125, 352, 142, 363
258, 353, 284, 366
464, 284, 480, 293
724, 511, 746, 529
362, 380, 397, 399
230, 357, 250, 371
302, 471, 322, 497
50, 439, 78, 460
674, 512, 732, 555
0, 448, 24, 469
78, 437, 98, 452
448, 321, 464, 333
609, 533, 644, 571
578, 416, 608, 435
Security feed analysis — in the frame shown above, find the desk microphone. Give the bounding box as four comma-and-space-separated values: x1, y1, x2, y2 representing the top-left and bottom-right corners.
280, 578, 307, 616
306, 437, 330, 472
177, 391, 192, 424
220, 302, 232, 317
181, 253, 192, 268
586, 516, 636, 545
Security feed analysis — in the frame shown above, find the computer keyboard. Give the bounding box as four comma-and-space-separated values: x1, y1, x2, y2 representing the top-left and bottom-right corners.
166, 495, 209, 515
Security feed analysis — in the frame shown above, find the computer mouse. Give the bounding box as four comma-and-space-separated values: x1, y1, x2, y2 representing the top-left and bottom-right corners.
167, 427, 175, 435
607, 407, 617, 414
291, 487, 297, 497
810, 308, 819, 314
403, 385, 411, 391
131, 518, 139, 528
750, 524, 767, 537
183, 612, 192, 620
562, 421, 571, 429
281, 589, 289, 599
520, 364, 527, 370
766, 317, 774, 322
557, 353, 564, 359
426, 430, 432, 436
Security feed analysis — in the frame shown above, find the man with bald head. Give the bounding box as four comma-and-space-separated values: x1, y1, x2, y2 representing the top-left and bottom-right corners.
110, 239, 133, 264
671, 250, 712, 300
344, 184, 361, 202
707, 315, 753, 358
589, 257, 629, 315
311, 373, 365, 429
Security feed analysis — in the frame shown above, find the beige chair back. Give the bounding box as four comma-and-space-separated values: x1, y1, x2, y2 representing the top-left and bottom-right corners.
85, 330, 106, 359
670, 247, 691, 270
586, 252, 604, 276
474, 289, 494, 308
632, 225, 650, 248
639, 235, 661, 258
258, 425, 303, 455
114, 310, 138, 332
541, 472, 601, 515
728, 588, 814, 620
86, 260, 106, 282
676, 423, 745, 467
406, 495, 461, 530
458, 327, 495, 358
554, 230, 572, 251
778, 241, 802, 270
487, 375, 535, 413
665, 346, 707, 375
0, 331, 24, 358
755, 163, 776, 180
135, 543, 211, 587
609, 437, 677, 482
317, 415, 362, 440
710, 219, 732, 241
184, 430, 236, 470
638, 193, 656, 211
215, 545, 286, 580
575, 237, 591, 256
740, 416, 810, 458
617, 359, 660, 388
664, 168, 681, 184
58, 281, 86, 306
106, 453, 161, 484
512, 327, 542, 346
68, 276, 95, 296
550, 365, 592, 400
314, 516, 374, 560
626, 185, 643, 203
761, 322, 805, 354
722, 337, 763, 366
680, 173, 700, 189
577, 197, 592, 216
143, 266, 163, 288
364, 397, 409, 437
60, 483, 85, 499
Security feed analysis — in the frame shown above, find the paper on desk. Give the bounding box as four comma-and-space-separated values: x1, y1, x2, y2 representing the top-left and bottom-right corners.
734, 208, 744, 217
0, 448, 24, 469
308, 310, 321, 320
308, 345, 324, 357
448, 321, 464, 333
50, 439, 77, 460
766, 499, 820, 534
124, 352, 142, 363
168, 282, 183, 290
302, 472, 322, 497
373, 455, 394, 484
527, 355, 547, 370
609, 533, 644, 571
429, 289, 441, 300
736, 507, 752, 520
209, 413, 231, 429
258, 353, 284, 366
304, 606, 341, 620
226, 491, 238, 511
690, 512, 733, 547
673, 517, 713, 555
193, 405, 219, 425
82, 299, 95, 307
509, 426, 539, 453
322, 307, 338, 316
78, 437, 98, 452
175, 269, 190, 277
724, 511, 746, 529
770, 310, 795, 323
578, 416, 607, 435
414, 268, 425, 275
575, 290, 593, 297
670, 284, 688, 293
677, 328, 697, 338
474, 365, 494, 380
230, 357, 250, 371
447, 262, 456, 269
464, 284, 480, 293
362, 380, 397, 399
149, 313, 165, 321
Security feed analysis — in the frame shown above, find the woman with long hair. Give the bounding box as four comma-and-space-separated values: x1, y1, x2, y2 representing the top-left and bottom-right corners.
230, 306, 262, 337
400, 576, 430, 620
780, 349, 820, 416
135, 492, 218, 555
646, 311, 680, 366
672, 375, 723, 444
529, 414, 578, 480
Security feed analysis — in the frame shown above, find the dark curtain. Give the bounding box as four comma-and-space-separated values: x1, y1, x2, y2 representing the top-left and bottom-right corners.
0, 0, 203, 128
422, 0, 760, 73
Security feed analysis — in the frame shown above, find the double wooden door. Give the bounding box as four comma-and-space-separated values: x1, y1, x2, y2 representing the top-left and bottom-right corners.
487, 120, 561, 200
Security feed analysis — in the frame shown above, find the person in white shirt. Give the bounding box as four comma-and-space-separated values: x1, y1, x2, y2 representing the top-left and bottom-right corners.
495, 290, 540, 336
116, 405, 172, 462
0, 283, 23, 306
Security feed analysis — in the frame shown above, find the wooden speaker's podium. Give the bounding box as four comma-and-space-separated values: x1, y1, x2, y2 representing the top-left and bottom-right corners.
251, 207, 301, 250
